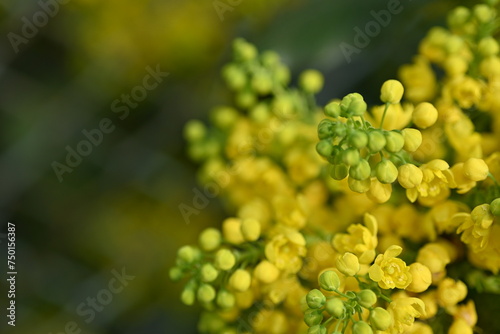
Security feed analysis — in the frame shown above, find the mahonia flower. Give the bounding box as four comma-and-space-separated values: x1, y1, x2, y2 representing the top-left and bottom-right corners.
368, 245, 412, 289
386, 294, 426, 334
436, 278, 467, 307
265, 229, 307, 273
332, 213, 378, 264
453, 204, 495, 251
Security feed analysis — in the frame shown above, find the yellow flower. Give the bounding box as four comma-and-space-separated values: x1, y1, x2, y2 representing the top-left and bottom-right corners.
332, 214, 378, 264
265, 229, 307, 273
448, 319, 473, 334
387, 296, 426, 334
444, 114, 482, 160
427, 201, 468, 234
450, 162, 478, 194
436, 278, 467, 307
454, 204, 495, 251
369, 245, 412, 289
463, 158, 489, 181
398, 56, 437, 103
335, 252, 360, 277
406, 160, 456, 206
367, 177, 392, 204
254, 260, 280, 284
252, 310, 289, 334
380, 79, 405, 104
452, 300, 477, 328
468, 224, 500, 273
406, 263, 432, 293
449, 75, 483, 109
397, 164, 423, 189
368, 103, 413, 130
416, 243, 450, 283
402, 321, 433, 334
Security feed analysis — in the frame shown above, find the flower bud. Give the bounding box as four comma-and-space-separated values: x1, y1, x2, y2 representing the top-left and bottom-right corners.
490, 198, 500, 216
300, 69, 324, 94
401, 128, 422, 152
463, 158, 489, 181
357, 289, 378, 308
223, 218, 245, 244
210, 106, 239, 130
474, 4, 494, 23
398, 164, 423, 188
241, 218, 261, 241
349, 130, 369, 149
306, 289, 326, 309
177, 245, 200, 264
318, 120, 333, 139
367, 178, 392, 203
216, 290, 235, 309
341, 93, 367, 116
330, 164, 349, 180
367, 130, 387, 153
197, 283, 216, 303
449, 318, 473, 334
251, 70, 273, 95
235, 90, 256, 110
342, 148, 361, 166
380, 79, 404, 104
332, 123, 347, 138
375, 160, 398, 184
199, 228, 222, 252
406, 263, 432, 293
319, 270, 340, 291
181, 286, 196, 305
324, 102, 341, 118
308, 325, 327, 334
316, 140, 334, 157
304, 309, 323, 327
184, 120, 206, 142
261, 50, 280, 67
350, 159, 372, 181
275, 64, 291, 85
412, 102, 438, 129
348, 176, 371, 193
214, 249, 236, 271
233, 38, 257, 62
201, 263, 219, 282
254, 260, 280, 284
222, 64, 246, 91
325, 298, 345, 318
447, 6, 470, 28
478, 37, 499, 57
369, 307, 392, 330
352, 321, 374, 334
229, 269, 251, 292
384, 131, 405, 153
436, 278, 467, 307
169, 267, 183, 281
336, 252, 360, 276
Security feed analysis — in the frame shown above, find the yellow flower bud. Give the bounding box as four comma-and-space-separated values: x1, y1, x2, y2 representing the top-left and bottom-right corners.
397, 164, 423, 189
491, 198, 500, 216
336, 252, 360, 276
447, 6, 470, 28
369, 307, 392, 331
380, 79, 404, 104
449, 318, 473, 334
306, 289, 326, 309
216, 290, 235, 309
444, 56, 468, 77
367, 178, 392, 203
375, 160, 398, 184
357, 289, 377, 308
197, 283, 216, 303
223, 218, 245, 244
474, 4, 494, 23
319, 270, 340, 291
215, 249, 236, 271
299, 69, 324, 94
199, 228, 222, 252
240, 218, 261, 241
436, 278, 467, 307
348, 176, 371, 193
401, 128, 422, 152
412, 102, 438, 129
406, 263, 432, 293
384, 131, 405, 153
478, 37, 499, 57
463, 158, 489, 181
229, 269, 251, 292
201, 263, 219, 283
325, 298, 345, 318
254, 260, 280, 284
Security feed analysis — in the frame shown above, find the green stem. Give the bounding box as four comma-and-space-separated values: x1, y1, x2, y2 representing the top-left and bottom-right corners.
379, 102, 390, 129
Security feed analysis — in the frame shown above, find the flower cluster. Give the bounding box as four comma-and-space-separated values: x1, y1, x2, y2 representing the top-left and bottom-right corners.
172, 1, 500, 333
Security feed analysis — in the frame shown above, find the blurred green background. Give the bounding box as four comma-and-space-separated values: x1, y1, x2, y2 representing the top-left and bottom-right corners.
0, 0, 488, 333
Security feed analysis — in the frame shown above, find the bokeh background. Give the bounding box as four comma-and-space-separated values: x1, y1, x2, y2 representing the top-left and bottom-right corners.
0, 0, 493, 333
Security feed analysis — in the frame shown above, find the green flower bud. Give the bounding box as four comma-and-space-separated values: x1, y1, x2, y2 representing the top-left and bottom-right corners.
306, 289, 326, 309
210, 107, 239, 130
181, 285, 196, 305
369, 307, 392, 331
474, 4, 494, 23
350, 159, 371, 180
177, 245, 200, 264
308, 325, 327, 334
490, 198, 500, 216
198, 284, 216, 303
169, 267, 183, 281
252, 70, 273, 95
235, 90, 256, 110
367, 130, 387, 153
352, 321, 373, 334
478, 37, 499, 57
304, 309, 323, 327
216, 290, 235, 309
447, 6, 470, 28
261, 50, 280, 68
199, 228, 222, 252
357, 289, 378, 308
384, 131, 405, 153
340, 93, 366, 116
214, 249, 236, 271
348, 176, 371, 193
222, 64, 246, 91
275, 64, 291, 85
375, 160, 398, 184
319, 270, 340, 291
201, 263, 219, 282
401, 128, 422, 152
318, 120, 333, 139
325, 298, 345, 318
233, 38, 257, 62
342, 148, 361, 166
350, 99, 368, 116
330, 164, 349, 180
250, 103, 270, 123
184, 120, 206, 142
316, 140, 334, 157
324, 102, 342, 118
349, 130, 369, 149
300, 69, 324, 94
332, 123, 347, 138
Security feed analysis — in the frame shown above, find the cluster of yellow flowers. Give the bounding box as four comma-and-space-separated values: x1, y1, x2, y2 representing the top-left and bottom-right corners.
172, 1, 500, 333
